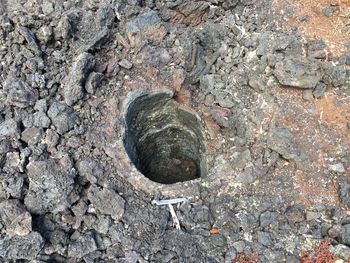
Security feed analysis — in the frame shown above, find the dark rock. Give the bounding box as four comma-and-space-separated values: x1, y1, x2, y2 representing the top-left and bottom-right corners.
323, 6, 334, 17
126, 10, 161, 33
256, 32, 296, 56
0, 232, 43, 260
222, 0, 239, 10
274, 57, 322, 88
77, 159, 104, 184
63, 52, 95, 106
341, 224, 350, 245
18, 26, 42, 56
0, 119, 19, 138
4, 77, 38, 108
257, 231, 272, 247
24, 158, 76, 214
85, 72, 105, 94
67, 232, 97, 258
87, 185, 125, 220
2, 174, 24, 198
260, 211, 279, 228
313, 82, 327, 98
47, 102, 79, 134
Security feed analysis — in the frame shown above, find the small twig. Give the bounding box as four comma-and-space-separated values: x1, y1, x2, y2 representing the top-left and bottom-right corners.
168, 204, 181, 230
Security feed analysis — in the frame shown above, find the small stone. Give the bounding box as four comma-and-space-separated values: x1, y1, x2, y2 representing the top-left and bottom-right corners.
0, 119, 19, 138
285, 205, 305, 223
306, 211, 320, 221
47, 102, 79, 134
328, 224, 342, 238
339, 184, 350, 208
87, 185, 125, 220
248, 77, 265, 92
4, 77, 38, 108
330, 244, 350, 260
242, 38, 255, 48
313, 83, 327, 98
85, 72, 105, 94
67, 232, 97, 258
33, 112, 51, 128
45, 129, 60, 148
21, 128, 43, 145
302, 89, 314, 101
118, 58, 133, 69
257, 232, 272, 246
341, 224, 350, 245
260, 211, 279, 227
329, 163, 346, 173
323, 6, 334, 17
37, 25, 53, 43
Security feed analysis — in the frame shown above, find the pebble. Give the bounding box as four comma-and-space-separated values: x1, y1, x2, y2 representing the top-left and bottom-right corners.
313, 83, 327, 98
302, 89, 314, 101
329, 163, 346, 173
119, 59, 133, 69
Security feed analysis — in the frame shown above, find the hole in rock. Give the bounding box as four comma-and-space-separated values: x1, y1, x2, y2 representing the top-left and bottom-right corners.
124, 92, 206, 184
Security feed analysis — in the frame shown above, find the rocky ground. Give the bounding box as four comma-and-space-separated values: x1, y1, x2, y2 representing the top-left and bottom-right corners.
0, 0, 350, 262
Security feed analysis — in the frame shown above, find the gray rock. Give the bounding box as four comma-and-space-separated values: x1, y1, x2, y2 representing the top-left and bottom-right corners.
21, 127, 43, 145
4, 77, 38, 108
36, 25, 53, 44
63, 52, 95, 106
274, 57, 322, 88
308, 40, 327, 59
329, 163, 346, 173
33, 111, 51, 128
267, 128, 299, 160
119, 59, 133, 69
248, 77, 265, 92
24, 158, 76, 214
2, 174, 24, 198
0, 232, 43, 260
77, 159, 104, 184
323, 6, 334, 17
222, 0, 239, 10
257, 231, 272, 246
47, 102, 78, 134
0, 199, 32, 236
330, 244, 350, 260
302, 89, 314, 101
285, 205, 305, 224
126, 10, 161, 33
85, 72, 105, 94
44, 129, 60, 148
0, 119, 19, 138
67, 232, 97, 258
341, 224, 350, 245
339, 183, 350, 208
87, 185, 125, 220
260, 211, 278, 227
322, 64, 347, 87
18, 26, 41, 56
313, 82, 327, 98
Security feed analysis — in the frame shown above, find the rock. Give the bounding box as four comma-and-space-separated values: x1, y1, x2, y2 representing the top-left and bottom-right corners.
119, 58, 133, 69
260, 211, 279, 227
306, 211, 320, 221
285, 205, 305, 224
36, 25, 53, 43
330, 244, 350, 260
339, 184, 350, 208
313, 82, 327, 98
323, 6, 334, 17
274, 57, 322, 89
24, 158, 76, 214
0, 199, 32, 236
18, 26, 41, 56
21, 127, 43, 145
0, 119, 19, 138
341, 224, 350, 246
308, 40, 327, 59
33, 111, 51, 128
0, 232, 43, 260
2, 174, 24, 198
329, 163, 346, 173
85, 72, 105, 94
67, 232, 97, 258
322, 64, 347, 87
63, 52, 95, 106
126, 10, 161, 33
4, 77, 38, 108
77, 159, 104, 184
248, 77, 265, 92
302, 89, 314, 101
257, 232, 272, 246
222, 0, 239, 10
87, 185, 125, 221
267, 128, 299, 160
44, 129, 60, 148
47, 102, 79, 134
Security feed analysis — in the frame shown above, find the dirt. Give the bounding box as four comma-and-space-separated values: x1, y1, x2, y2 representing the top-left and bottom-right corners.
0, 0, 350, 263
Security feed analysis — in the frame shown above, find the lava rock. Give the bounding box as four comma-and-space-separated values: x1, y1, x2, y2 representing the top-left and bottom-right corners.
87, 185, 125, 220
0, 199, 32, 236
339, 184, 350, 208
222, 0, 240, 10
18, 26, 42, 56
119, 58, 133, 69
63, 52, 95, 106
67, 232, 97, 258
126, 10, 161, 33
308, 40, 327, 59
77, 159, 104, 184
47, 102, 79, 134
0, 119, 19, 138
274, 57, 322, 89
0, 232, 44, 260
260, 211, 279, 228
267, 128, 299, 160
329, 163, 346, 173
4, 77, 38, 108
33, 111, 51, 128
330, 244, 350, 260
341, 224, 350, 245
24, 158, 76, 214
85, 72, 105, 94
21, 127, 43, 145
285, 205, 306, 224
313, 82, 327, 98
322, 64, 347, 87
